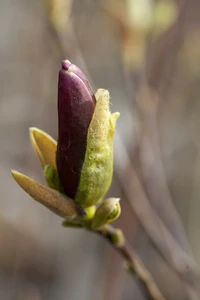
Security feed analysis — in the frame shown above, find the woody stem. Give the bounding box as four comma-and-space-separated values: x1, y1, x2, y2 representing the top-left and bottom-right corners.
90, 225, 166, 300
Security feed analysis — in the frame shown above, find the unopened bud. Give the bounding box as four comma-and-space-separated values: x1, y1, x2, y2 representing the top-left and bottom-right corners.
91, 198, 121, 229
56, 60, 96, 199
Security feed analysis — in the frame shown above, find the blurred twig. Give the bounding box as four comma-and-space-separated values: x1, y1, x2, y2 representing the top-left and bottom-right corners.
44, 0, 92, 81
114, 130, 200, 300
114, 129, 196, 280
91, 225, 165, 300
136, 86, 195, 263
146, 0, 189, 95
136, 86, 200, 299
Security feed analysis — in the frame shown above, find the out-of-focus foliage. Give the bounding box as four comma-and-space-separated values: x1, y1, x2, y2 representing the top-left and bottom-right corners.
43, 0, 72, 31
103, 0, 178, 70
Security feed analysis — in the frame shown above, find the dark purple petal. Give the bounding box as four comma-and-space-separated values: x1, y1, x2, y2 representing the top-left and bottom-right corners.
56, 60, 96, 198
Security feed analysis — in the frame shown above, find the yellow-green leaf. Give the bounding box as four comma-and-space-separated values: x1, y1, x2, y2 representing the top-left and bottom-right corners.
29, 127, 57, 169
11, 170, 84, 219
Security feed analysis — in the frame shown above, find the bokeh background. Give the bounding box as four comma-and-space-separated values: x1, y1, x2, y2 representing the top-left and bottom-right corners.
1, 0, 200, 299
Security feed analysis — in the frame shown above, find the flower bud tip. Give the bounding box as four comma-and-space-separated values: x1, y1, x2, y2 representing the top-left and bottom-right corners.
62, 60, 72, 70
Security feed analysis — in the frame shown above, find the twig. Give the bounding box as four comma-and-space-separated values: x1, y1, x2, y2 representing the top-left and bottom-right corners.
89, 225, 165, 300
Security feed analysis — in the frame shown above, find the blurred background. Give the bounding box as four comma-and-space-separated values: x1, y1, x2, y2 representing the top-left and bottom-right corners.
1, 0, 200, 299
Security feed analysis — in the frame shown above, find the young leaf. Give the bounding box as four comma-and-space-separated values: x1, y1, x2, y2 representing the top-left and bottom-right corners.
12, 170, 84, 219
29, 127, 57, 169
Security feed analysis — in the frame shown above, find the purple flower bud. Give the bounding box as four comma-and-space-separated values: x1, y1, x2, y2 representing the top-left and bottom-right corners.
56, 60, 96, 199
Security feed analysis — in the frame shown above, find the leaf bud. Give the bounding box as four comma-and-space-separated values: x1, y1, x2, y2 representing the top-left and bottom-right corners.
91, 198, 121, 229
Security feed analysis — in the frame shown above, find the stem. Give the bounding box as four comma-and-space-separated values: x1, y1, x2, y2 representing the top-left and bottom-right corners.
90, 225, 165, 300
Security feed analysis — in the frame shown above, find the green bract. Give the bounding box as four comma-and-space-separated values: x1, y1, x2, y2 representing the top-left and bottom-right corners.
75, 89, 120, 208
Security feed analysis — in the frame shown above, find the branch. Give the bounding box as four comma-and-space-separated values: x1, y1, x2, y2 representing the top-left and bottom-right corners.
90, 225, 165, 300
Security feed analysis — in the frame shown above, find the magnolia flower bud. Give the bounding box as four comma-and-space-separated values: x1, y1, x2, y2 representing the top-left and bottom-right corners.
56, 60, 96, 199
12, 62, 120, 225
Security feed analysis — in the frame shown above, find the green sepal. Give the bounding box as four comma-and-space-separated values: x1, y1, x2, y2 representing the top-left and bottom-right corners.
75, 89, 120, 208
83, 206, 96, 221
44, 164, 61, 191
62, 220, 83, 228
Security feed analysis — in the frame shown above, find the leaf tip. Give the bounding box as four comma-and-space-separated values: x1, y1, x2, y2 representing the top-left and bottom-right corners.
11, 169, 20, 179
